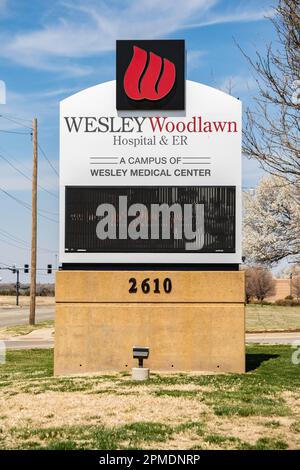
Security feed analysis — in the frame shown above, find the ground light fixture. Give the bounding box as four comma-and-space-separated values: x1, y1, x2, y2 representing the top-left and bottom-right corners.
132, 346, 150, 381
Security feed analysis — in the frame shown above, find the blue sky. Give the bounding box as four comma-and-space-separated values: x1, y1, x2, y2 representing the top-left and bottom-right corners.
0, 0, 276, 281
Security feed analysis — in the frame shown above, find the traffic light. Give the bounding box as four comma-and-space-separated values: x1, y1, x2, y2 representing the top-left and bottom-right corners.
12, 264, 16, 274
47, 264, 52, 274
24, 264, 29, 274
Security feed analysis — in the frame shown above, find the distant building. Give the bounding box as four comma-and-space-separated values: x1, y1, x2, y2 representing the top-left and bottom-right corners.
267, 279, 291, 302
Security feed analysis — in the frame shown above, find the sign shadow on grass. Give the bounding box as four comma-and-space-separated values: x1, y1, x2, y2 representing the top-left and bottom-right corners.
246, 353, 279, 372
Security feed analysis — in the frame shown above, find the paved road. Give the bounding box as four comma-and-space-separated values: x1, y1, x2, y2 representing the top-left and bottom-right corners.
0, 306, 54, 328
246, 332, 300, 345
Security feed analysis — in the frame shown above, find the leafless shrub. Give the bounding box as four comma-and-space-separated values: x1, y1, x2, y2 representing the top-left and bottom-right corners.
0, 283, 54, 296
245, 267, 276, 303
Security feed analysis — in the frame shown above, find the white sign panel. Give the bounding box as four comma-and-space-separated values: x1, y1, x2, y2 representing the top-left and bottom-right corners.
60, 80, 241, 264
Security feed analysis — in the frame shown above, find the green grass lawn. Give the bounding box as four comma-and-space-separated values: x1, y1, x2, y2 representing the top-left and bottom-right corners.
0, 346, 299, 450
246, 304, 300, 332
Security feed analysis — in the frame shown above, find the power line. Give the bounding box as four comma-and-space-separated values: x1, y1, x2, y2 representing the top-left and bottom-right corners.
0, 152, 58, 200
0, 236, 58, 255
37, 207, 59, 216
37, 273, 56, 277
17, 268, 57, 271
0, 144, 59, 199
0, 114, 32, 130
0, 260, 12, 267
0, 228, 30, 247
37, 143, 59, 177
0, 113, 32, 125
0, 187, 58, 220
0, 187, 31, 209
0, 235, 30, 252
0, 187, 58, 223
0, 227, 57, 254
0, 129, 30, 135
0, 143, 32, 173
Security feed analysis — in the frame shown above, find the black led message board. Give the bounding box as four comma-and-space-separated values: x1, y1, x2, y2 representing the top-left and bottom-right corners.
65, 186, 235, 254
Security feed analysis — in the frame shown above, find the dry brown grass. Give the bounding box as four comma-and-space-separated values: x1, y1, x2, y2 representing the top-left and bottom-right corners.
0, 388, 209, 429
0, 378, 299, 450
246, 304, 300, 332
0, 347, 299, 450
0, 295, 54, 307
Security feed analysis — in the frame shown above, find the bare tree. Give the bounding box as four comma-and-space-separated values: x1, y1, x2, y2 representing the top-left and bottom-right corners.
242, 0, 300, 183
292, 276, 300, 299
245, 267, 276, 303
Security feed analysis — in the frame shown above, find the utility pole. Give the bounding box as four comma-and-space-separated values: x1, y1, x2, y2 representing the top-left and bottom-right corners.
29, 118, 38, 325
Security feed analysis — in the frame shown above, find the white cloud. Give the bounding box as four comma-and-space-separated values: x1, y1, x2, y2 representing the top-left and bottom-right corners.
0, 86, 81, 131
187, 50, 206, 72
0, 0, 7, 14
0, 0, 215, 74
0, 0, 272, 75
34, 87, 80, 98
218, 74, 257, 96
184, 6, 275, 29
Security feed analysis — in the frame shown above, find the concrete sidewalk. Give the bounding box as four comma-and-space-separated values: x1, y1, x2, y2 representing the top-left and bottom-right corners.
3, 328, 54, 350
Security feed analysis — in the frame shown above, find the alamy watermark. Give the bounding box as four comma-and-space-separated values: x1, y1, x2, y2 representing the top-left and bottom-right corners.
291, 340, 300, 365
0, 80, 6, 104
96, 195, 205, 251
291, 80, 300, 105
0, 341, 6, 365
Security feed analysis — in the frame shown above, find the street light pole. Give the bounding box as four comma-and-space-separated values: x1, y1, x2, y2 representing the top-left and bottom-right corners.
0, 266, 20, 306
16, 269, 19, 306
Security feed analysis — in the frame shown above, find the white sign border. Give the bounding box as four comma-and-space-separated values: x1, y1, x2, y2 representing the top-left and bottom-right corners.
59, 80, 242, 265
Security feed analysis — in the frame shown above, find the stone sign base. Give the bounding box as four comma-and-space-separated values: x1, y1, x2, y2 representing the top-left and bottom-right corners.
54, 271, 245, 375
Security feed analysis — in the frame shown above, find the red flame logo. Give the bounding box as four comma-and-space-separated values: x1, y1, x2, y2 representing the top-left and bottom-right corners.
124, 46, 176, 101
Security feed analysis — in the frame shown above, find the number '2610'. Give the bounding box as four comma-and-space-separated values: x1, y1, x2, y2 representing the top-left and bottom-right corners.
129, 278, 172, 294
